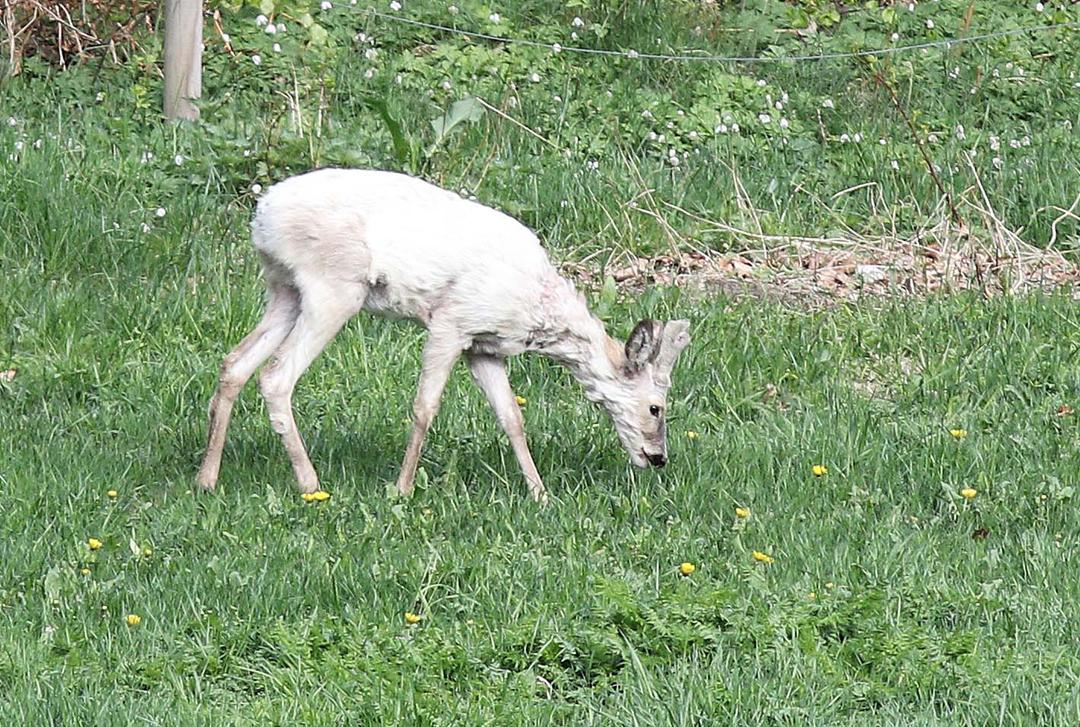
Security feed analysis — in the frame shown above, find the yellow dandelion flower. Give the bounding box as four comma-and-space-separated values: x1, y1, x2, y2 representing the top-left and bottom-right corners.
404, 611, 422, 625
142, 546, 153, 557
301, 490, 331, 502
106, 489, 118, 498
735, 507, 750, 519
679, 562, 696, 576
125, 614, 141, 627
811, 465, 828, 477
960, 487, 977, 500
686, 431, 699, 440
950, 428, 968, 439
751, 551, 774, 564
514, 395, 527, 406
809, 591, 816, 599
80, 567, 91, 576
87, 538, 103, 550
825, 581, 835, 590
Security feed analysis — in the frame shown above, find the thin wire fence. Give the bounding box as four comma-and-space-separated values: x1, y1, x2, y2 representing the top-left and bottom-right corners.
367, 11, 1080, 64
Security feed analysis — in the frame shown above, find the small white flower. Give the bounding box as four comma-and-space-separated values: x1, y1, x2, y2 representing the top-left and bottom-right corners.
730, 123, 740, 133
1035, 2, 1044, 11
878, 138, 887, 146
364, 68, 375, 79
365, 48, 378, 60
822, 99, 834, 109
265, 23, 277, 34
256, 14, 268, 26
853, 132, 863, 143
989, 135, 1000, 151
251, 183, 263, 194
6, 117, 16, 127
390, 0, 402, 10
551, 43, 561, 53
840, 133, 851, 143
641, 109, 654, 120
441, 80, 452, 90
891, 33, 899, 42
276, 23, 286, 33
925, 19, 934, 29
756, 79, 766, 87
252, 54, 262, 65
955, 124, 966, 140
174, 154, 184, 166
571, 16, 584, 28
657, 134, 665, 143
665, 121, 674, 129
758, 113, 771, 124
488, 13, 500, 23
448, 5, 458, 14
890, 160, 900, 170
141, 222, 152, 233
715, 124, 728, 134
775, 101, 783, 110
626, 49, 639, 59
529, 73, 541, 83
14, 141, 24, 151
571, 31, 578, 40
586, 159, 599, 171
141, 151, 154, 163
688, 130, 698, 139
320, 1, 332, 9
907, 2, 915, 10
33, 139, 42, 149
647, 131, 657, 141
779, 118, 789, 129
155, 207, 167, 218
273, 43, 282, 53
992, 156, 1003, 170
1021, 135, 1031, 146
927, 133, 938, 143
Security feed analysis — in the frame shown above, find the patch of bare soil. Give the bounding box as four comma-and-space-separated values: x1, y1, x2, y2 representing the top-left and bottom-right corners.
565, 175, 1079, 307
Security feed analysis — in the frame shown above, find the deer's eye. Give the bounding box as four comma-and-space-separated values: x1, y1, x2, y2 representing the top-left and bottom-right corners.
649, 405, 661, 417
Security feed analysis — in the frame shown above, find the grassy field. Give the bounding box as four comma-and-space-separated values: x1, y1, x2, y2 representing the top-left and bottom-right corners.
2, 1, 1079, 723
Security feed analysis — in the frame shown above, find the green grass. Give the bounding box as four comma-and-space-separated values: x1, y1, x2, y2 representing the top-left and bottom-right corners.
1, 1, 1079, 722
1, 150, 1078, 721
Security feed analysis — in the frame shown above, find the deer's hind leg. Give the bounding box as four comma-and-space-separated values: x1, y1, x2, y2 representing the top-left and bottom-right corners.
198, 282, 301, 491
258, 279, 367, 493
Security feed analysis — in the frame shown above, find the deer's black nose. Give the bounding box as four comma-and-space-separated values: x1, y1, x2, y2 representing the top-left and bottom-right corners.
646, 452, 667, 468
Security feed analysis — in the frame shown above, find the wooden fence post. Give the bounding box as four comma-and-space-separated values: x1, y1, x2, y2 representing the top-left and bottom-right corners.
163, 1, 203, 120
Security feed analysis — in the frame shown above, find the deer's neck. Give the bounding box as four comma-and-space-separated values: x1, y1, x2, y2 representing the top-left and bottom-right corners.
533, 275, 625, 403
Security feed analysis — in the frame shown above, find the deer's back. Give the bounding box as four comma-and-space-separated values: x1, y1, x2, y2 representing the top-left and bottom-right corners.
252, 169, 555, 330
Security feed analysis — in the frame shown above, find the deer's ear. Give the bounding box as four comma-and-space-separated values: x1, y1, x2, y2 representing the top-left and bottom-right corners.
624, 319, 662, 374
653, 319, 691, 387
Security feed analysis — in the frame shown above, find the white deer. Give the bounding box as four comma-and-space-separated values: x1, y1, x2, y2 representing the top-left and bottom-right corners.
197, 169, 691, 503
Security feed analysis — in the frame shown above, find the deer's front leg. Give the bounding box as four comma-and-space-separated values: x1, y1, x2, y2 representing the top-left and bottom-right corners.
396, 332, 463, 496
466, 353, 548, 504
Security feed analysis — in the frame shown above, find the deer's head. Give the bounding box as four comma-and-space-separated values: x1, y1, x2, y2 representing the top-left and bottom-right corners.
601, 319, 691, 469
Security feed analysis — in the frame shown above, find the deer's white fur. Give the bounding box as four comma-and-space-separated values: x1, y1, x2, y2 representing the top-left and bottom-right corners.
197, 169, 690, 502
